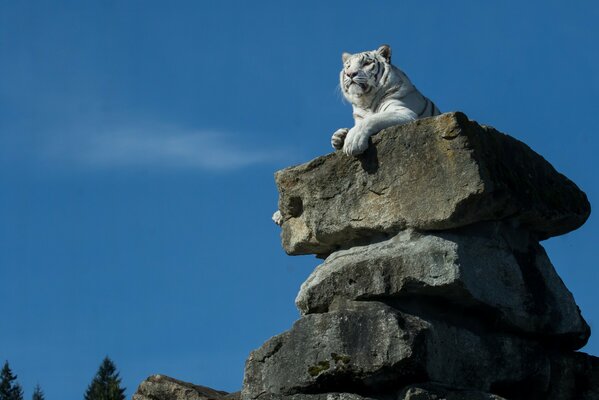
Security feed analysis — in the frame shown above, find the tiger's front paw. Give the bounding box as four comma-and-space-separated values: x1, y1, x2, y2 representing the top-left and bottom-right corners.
272, 210, 283, 226
343, 126, 370, 156
331, 128, 349, 150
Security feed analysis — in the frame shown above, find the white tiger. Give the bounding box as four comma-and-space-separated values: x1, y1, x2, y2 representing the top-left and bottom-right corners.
332, 44, 440, 156
272, 45, 440, 226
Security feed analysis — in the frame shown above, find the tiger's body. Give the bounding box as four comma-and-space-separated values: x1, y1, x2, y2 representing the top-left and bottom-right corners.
332, 44, 440, 156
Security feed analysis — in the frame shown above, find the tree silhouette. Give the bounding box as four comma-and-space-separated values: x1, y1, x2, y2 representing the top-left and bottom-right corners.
84, 357, 125, 400
31, 385, 44, 400
0, 362, 23, 400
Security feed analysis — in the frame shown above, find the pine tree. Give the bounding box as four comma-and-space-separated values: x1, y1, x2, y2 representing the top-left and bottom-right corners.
31, 385, 44, 400
0, 361, 24, 400
84, 357, 125, 400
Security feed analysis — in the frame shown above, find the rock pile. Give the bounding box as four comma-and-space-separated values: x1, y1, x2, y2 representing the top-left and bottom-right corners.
132, 112, 597, 400
241, 113, 597, 400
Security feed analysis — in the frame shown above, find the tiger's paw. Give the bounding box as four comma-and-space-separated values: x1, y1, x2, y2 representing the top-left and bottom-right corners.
272, 210, 284, 226
343, 126, 370, 156
331, 128, 349, 150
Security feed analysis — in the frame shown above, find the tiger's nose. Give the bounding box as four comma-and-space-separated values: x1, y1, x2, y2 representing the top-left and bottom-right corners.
346, 70, 358, 78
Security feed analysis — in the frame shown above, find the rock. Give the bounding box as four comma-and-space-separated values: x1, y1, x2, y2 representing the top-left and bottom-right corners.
275, 112, 590, 256
296, 223, 589, 349
244, 394, 376, 400
242, 301, 426, 399
546, 352, 599, 399
241, 387, 506, 400
398, 383, 508, 400
242, 302, 549, 400
133, 375, 229, 400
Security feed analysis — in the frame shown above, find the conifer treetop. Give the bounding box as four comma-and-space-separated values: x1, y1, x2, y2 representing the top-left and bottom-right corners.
0, 362, 24, 400
31, 384, 44, 400
84, 357, 126, 400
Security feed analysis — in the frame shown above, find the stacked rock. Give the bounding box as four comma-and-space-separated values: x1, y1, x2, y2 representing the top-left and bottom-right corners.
241, 113, 598, 400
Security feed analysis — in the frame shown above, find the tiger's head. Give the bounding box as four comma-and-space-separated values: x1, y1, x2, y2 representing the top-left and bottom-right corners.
340, 44, 392, 105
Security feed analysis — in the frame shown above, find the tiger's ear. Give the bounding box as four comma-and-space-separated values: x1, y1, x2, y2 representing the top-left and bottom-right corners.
377, 44, 391, 63
342, 52, 352, 63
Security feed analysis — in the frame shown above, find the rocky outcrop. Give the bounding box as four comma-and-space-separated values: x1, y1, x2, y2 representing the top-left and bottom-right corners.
275, 112, 590, 256
133, 113, 596, 400
243, 113, 597, 400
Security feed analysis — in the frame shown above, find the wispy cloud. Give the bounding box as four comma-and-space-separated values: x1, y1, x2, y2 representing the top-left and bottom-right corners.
42, 125, 295, 171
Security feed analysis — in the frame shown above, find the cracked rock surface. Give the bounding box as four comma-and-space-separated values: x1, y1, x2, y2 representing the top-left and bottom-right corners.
295, 223, 589, 349
242, 302, 550, 400
275, 112, 590, 256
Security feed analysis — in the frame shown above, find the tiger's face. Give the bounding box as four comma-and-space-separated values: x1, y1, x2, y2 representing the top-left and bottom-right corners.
340, 45, 392, 102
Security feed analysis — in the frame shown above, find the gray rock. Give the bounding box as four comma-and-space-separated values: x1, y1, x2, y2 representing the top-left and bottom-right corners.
241, 302, 549, 400
241, 387, 505, 400
296, 223, 589, 349
245, 394, 376, 400
275, 112, 590, 256
133, 375, 229, 400
398, 384, 508, 400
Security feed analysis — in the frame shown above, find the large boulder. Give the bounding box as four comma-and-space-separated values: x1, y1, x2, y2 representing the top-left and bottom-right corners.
275, 112, 590, 256
242, 302, 550, 400
296, 223, 589, 349
133, 375, 232, 400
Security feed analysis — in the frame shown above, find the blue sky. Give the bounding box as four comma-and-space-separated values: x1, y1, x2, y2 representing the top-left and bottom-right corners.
1, 1, 598, 399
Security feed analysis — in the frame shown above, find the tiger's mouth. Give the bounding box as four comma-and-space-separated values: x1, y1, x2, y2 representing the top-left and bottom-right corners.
347, 81, 368, 90
347, 80, 372, 96
347, 82, 368, 96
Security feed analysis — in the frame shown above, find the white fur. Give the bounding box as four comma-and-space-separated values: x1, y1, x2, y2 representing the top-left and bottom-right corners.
272, 210, 283, 226
333, 45, 440, 156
